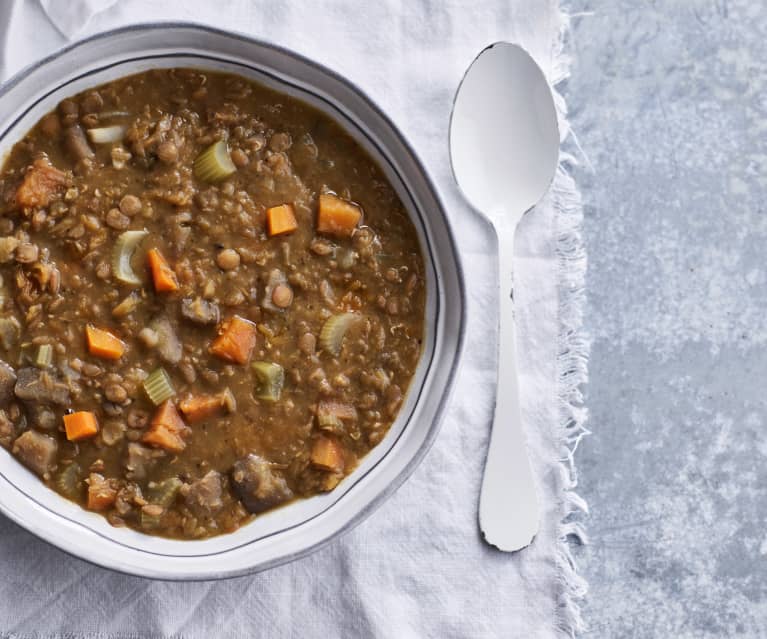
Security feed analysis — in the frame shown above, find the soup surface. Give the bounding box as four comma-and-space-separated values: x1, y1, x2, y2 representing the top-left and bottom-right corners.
0, 68, 425, 538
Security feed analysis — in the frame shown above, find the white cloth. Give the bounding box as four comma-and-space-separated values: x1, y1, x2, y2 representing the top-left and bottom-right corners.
38, 0, 118, 39
0, 1, 588, 637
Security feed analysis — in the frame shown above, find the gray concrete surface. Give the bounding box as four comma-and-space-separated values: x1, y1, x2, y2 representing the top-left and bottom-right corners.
567, 1, 767, 636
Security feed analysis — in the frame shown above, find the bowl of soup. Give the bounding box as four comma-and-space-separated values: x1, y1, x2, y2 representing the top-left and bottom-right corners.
0, 23, 465, 579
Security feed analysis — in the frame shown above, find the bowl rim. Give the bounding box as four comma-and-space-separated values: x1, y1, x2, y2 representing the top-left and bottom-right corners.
0, 21, 467, 580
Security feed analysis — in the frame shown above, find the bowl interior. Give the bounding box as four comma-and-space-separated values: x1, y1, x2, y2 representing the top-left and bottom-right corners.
0, 25, 463, 578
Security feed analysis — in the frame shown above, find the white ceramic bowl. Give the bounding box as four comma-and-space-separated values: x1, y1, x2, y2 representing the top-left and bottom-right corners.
0, 23, 465, 580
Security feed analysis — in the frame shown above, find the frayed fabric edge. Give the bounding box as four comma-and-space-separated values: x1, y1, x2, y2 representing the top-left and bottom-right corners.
549, 8, 591, 638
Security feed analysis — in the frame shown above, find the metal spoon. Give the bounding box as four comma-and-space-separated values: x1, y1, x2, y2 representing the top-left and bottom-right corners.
449, 42, 559, 551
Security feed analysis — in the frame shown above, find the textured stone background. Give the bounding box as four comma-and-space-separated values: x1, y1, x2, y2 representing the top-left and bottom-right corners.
567, 0, 767, 636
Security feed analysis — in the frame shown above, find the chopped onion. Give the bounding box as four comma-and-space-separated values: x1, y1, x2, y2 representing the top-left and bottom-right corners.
194, 140, 237, 182
87, 125, 127, 144
112, 230, 149, 285
220, 387, 237, 413
319, 313, 362, 356
251, 361, 285, 402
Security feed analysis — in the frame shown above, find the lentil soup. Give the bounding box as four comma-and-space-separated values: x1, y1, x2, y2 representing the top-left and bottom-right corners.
0, 68, 425, 539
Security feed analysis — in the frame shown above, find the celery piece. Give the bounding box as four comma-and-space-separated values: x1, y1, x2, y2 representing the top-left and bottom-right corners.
251, 361, 285, 402
194, 140, 236, 182
112, 230, 149, 286
319, 313, 362, 356
143, 367, 175, 406
35, 343, 53, 368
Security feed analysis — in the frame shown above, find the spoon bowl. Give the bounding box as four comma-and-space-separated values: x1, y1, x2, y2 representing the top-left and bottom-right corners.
450, 42, 559, 221
449, 42, 559, 552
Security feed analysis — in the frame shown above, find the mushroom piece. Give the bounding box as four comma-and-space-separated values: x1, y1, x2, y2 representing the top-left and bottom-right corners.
231, 454, 293, 514
180, 297, 220, 326
12, 430, 58, 477
14, 367, 70, 405
0, 359, 17, 406
63, 125, 95, 161
182, 470, 224, 517
148, 316, 182, 364
261, 269, 289, 313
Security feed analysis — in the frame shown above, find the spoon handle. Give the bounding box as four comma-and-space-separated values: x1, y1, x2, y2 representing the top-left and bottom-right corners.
479, 224, 540, 552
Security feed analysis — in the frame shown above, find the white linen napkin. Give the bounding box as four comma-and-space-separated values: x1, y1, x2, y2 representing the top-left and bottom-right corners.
38, 0, 118, 38
0, 1, 588, 637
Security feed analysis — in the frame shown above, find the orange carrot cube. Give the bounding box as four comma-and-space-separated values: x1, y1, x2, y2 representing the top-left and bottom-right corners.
87, 473, 117, 511
311, 435, 345, 473
266, 204, 298, 237
63, 411, 99, 441
179, 394, 225, 423
147, 248, 179, 292
317, 193, 362, 237
142, 400, 190, 454
85, 325, 125, 360
209, 315, 257, 365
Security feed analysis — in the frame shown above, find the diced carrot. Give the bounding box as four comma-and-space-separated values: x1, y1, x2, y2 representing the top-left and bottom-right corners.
147, 247, 179, 292
142, 400, 190, 453
266, 203, 298, 237
209, 315, 257, 365
179, 394, 224, 423
317, 193, 362, 237
311, 435, 345, 473
85, 324, 125, 360
87, 473, 117, 511
14, 158, 68, 209
63, 410, 100, 441
151, 401, 187, 432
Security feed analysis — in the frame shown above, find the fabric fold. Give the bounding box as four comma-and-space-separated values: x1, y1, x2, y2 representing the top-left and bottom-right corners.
39, 0, 118, 39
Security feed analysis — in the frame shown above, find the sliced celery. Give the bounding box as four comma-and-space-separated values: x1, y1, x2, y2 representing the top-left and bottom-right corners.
56, 463, 81, 498
112, 230, 149, 286
319, 313, 362, 356
35, 343, 53, 368
143, 367, 175, 406
148, 477, 182, 507
194, 140, 236, 182
252, 361, 285, 402
317, 411, 343, 432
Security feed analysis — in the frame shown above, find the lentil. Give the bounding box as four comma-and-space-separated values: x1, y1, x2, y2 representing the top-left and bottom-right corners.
216, 248, 240, 271
119, 194, 142, 216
